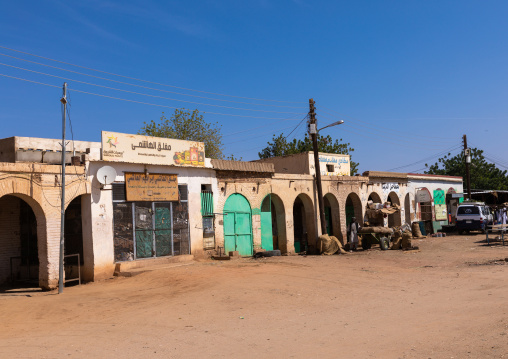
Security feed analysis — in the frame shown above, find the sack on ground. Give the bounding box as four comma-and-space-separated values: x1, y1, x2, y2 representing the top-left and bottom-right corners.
411, 222, 423, 238
401, 231, 412, 249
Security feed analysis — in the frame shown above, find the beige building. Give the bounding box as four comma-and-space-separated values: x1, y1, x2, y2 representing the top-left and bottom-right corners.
0, 135, 463, 290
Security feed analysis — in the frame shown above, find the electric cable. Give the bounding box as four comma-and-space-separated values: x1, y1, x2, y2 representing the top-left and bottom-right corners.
336, 124, 460, 151
0, 72, 60, 88
284, 115, 308, 140
319, 106, 456, 142
68, 87, 308, 120
0, 62, 303, 114
386, 145, 462, 172
0, 45, 303, 104
318, 112, 458, 145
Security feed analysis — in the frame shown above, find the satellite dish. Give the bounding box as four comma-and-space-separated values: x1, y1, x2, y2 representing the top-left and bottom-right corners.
96, 166, 117, 185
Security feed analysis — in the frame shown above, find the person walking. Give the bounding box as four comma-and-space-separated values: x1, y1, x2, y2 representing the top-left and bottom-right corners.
347, 217, 360, 251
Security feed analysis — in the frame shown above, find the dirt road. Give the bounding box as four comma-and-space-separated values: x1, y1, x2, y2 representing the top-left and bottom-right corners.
1, 234, 508, 358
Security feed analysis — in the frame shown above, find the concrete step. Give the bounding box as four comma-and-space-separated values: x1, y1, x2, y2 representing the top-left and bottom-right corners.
114, 255, 194, 277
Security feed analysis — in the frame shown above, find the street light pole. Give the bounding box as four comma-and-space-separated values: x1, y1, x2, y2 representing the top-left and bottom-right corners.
308, 99, 327, 236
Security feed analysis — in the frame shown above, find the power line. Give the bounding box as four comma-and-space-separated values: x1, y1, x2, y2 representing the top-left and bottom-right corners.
318, 106, 455, 142
0, 72, 60, 88
0, 45, 303, 104
69, 87, 307, 120
318, 111, 457, 145
386, 145, 462, 172
223, 124, 299, 145
0, 62, 303, 114
284, 115, 308, 140
0, 52, 305, 110
336, 123, 460, 151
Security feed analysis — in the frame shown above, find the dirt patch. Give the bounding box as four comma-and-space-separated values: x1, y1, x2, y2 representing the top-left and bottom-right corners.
1, 234, 508, 358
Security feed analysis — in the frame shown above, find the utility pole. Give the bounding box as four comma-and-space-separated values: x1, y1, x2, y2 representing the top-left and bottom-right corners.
463, 134, 471, 200
59, 82, 67, 294
309, 99, 327, 237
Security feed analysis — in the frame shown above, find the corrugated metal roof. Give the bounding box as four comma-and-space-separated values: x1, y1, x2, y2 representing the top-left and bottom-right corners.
211, 159, 274, 173
362, 171, 408, 178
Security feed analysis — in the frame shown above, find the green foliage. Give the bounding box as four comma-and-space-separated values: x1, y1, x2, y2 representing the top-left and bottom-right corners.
258, 133, 359, 175
225, 154, 243, 161
139, 109, 224, 159
425, 148, 508, 190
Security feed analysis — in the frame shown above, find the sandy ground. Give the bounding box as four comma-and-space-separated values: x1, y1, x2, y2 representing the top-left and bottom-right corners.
1, 234, 508, 359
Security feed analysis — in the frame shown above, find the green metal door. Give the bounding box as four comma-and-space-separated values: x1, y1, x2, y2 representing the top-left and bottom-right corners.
223, 194, 253, 256
155, 203, 172, 257
325, 206, 332, 235
260, 196, 274, 251
135, 202, 153, 258
346, 205, 355, 227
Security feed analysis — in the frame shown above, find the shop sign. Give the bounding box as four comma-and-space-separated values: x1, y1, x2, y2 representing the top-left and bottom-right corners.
102, 131, 205, 167
317, 154, 350, 176
416, 189, 431, 203
125, 172, 178, 201
382, 182, 399, 194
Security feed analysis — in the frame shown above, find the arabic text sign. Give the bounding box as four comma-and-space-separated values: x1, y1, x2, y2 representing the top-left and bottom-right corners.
125, 172, 178, 202
382, 182, 400, 194
318, 154, 350, 176
102, 131, 205, 167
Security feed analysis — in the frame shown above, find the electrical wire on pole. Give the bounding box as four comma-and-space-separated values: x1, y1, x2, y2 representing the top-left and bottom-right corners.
309, 99, 327, 237
59, 82, 67, 294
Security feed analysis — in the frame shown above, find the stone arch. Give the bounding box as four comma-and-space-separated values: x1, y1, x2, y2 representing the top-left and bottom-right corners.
387, 191, 402, 227
345, 192, 363, 227
0, 192, 47, 289
368, 191, 382, 204
324, 192, 342, 242
260, 193, 287, 254
292, 193, 316, 253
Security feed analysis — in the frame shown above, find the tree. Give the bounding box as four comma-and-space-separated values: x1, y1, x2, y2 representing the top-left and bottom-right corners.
139, 109, 224, 159
425, 148, 508, 190
258, 133, 359, 175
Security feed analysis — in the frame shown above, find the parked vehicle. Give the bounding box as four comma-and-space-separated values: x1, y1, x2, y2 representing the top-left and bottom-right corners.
455, 202, 493, 234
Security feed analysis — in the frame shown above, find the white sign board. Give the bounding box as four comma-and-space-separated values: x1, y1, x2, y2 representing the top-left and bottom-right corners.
382, 183, 400, 194
318, 154, 350, 176
101, 131, 205, 167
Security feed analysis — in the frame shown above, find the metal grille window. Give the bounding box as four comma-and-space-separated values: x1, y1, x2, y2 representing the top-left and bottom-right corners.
201, 188, 215, 250
112, 183, 126, 201
112, 182, 190, 262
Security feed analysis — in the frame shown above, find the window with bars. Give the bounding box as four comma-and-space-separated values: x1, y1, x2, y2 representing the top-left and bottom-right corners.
112, 182, 190, 262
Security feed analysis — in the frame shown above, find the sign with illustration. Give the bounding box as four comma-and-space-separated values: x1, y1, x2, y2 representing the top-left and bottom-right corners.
102, 131, 205, 167
382, 183, 400, 194
318, 154, 350, 176
125, 172, 178, 202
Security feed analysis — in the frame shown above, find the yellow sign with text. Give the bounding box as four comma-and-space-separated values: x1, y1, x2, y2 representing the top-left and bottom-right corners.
125, 172, 178, 202
102, 131, 205, 167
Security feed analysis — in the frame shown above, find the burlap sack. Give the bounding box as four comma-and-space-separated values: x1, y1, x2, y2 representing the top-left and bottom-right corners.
359, 226, 393, 235
331, 236, 347, 254
319, 235, 346, 255
401, 231, 412, 249
411, 222, 423, 238
391, 231, 402, 250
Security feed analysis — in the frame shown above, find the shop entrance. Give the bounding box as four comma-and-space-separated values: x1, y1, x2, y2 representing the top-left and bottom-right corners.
135, 202, 172, 258
224, 194, 253, 256
0, 195, 39, 286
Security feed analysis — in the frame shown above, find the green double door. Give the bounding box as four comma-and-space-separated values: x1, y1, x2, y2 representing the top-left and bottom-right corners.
135, 202, 172, 258
224, 194, 253, 256
260, 195, 274, 251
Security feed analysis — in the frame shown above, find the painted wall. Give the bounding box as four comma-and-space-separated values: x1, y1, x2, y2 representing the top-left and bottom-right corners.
407, 174, 463, 222
88, 160, 218, 275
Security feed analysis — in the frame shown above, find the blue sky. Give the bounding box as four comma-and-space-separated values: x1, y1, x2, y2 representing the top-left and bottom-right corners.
1, 0, 507, 173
